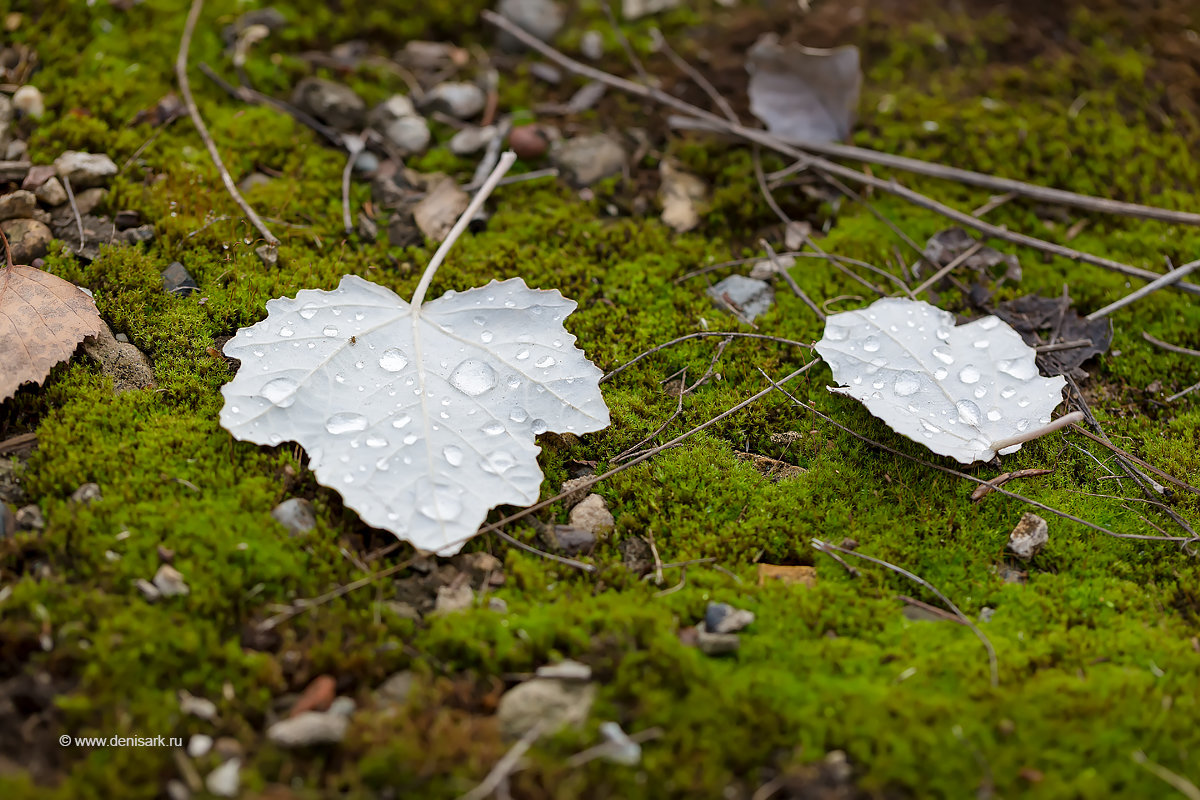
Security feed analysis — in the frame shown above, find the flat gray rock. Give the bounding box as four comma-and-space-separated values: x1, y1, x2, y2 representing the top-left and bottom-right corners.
552, 134, 626, 187
267, 711, 349, 747
54, 151, 118, 188
706, 275, 774, 321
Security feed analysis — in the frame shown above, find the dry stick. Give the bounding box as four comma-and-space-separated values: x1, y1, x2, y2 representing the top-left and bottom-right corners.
759, 141, 1200, 229
753, 138, 923, 267
796, 230, 888, 297
1036, 338, 1092, 354
61, 175, 85, 253
970, 192, 1017, 217
1067, 423, 1200, 497
1167, 381, 1200, 403
602, 0, 650, 86
1142, 331, 1200, 359
676, 251, 912, 295
1086, 259, 1200, 320
614, 369, 689, 462
601, 331, 812, 384
177, 0, 278, 245
970, 469, 1054, 502
652, 30, 738, 123
1064, 375, 1195, 539
757, 369, 1189, 542
259, 559, 414, 630
473, 361, 820, 546
813, 538, 999, 687
457, 721, 545, 800
480, 13, 1200, 297
669, 113, 1200, 295
762, 239, 826, 321
1131, 751, 1200, 800
341, 138, 364, 234
684, 337, 731, 393
991, 411, 1085, 452
898, 594, 967, 625
911, 241, 984, 297
565, 727, 664, 769
199, 63, 347, 151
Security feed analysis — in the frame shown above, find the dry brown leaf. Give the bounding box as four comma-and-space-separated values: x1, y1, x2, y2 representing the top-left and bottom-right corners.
0, 233, 105, 400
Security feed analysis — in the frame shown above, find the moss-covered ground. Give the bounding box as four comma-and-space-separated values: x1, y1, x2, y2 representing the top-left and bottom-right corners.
3, 0, 1200, 797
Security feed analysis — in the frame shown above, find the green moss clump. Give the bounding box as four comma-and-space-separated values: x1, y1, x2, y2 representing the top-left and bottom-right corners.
1, 1, 1198, 798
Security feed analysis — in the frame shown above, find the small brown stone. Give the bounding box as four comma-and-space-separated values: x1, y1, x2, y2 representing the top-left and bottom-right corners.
289, 674, 337, 717
508, 124, 549, 160
0, 218, 52, 262
0, 189, 37, 220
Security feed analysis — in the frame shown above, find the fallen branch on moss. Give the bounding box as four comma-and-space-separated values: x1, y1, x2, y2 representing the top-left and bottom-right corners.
813, 538, 1000, 687
176, 0, 278, 246
482, 10, 1200, 297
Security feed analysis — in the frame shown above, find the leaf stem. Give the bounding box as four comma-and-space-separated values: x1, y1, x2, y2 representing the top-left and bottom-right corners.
410, 150, 517, 311
990, 410, 1085, 452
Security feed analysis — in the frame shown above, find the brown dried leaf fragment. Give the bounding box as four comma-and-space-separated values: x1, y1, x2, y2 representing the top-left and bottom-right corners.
0, 231, 105, 401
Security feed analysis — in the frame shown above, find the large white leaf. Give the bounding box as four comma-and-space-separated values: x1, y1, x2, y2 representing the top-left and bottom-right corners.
814, 298, 1066, 464
220, 275, 609, 555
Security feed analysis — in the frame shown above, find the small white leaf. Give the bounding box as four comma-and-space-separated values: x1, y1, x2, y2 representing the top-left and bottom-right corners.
814, 298, 1067, 464
220, 275, 609, 555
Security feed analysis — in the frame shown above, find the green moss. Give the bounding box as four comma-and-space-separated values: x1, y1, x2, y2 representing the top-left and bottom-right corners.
3, 0, 1199, 798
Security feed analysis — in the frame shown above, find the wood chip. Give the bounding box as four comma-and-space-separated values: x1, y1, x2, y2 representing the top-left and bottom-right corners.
757, 564, 816, 586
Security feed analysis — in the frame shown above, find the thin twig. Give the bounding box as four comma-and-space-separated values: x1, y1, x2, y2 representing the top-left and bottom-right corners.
411, 151, 516, 308
1035, 339, 1092, 354
1068, 424, 1200, 497
676, 251, 911, 295
492, 529, 597, 573
1064, 375, 1196, 540
1142, 331, 1200, 359
479, 13, 1200, 296
601, 331, 812, 384
685, 338, 731, 393
1086, 259, 1200, 320
970, 192, 1016, 217
473, 361, 820, 543
762, 240, 826, 321
898, 594, 966, 625
614, 369, 688, 462
457, 721, 544, 800
199, 63, 347, 151
814, 539, 999, 687
176, 0, 278, 244
652, 29, 738, 123
1131, 751, 1200, 800
60, 175, 86, 253
758, 368, 1189, 543
970, 469, 1054, 502
1167, 381, 1200, 403
797, 230, 889, 297
758, 142, 1200, 229
911, 241, 984, 297
602, 0, 649, 86
991, 411, 1085, 452
341, 139, 362, 235
565, 726, 663, 769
